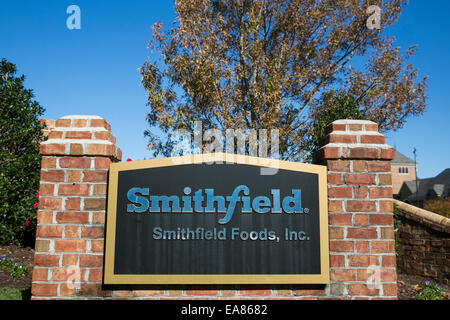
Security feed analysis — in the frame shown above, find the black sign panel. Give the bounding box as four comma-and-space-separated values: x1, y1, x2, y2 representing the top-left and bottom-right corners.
104, 153, 329, 284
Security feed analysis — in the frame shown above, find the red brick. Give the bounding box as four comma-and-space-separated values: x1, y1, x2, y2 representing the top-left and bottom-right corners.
382, 255, 397, 267
79, 284, 111, 297
65, 197, 81, 210
89, 269, 103, 282
327, 134, 357, 144
369, 187, 392, 199
368, 161, 391, 172
329, 227, 344, 239
62, 254, 78, 266
55, 119, 71, 127
379, 200, 393, 212
133, 290, 165, 297
36, 225, 63, 238
32, 268, 48, 281
58, 184, 90, 196
372, 241, 395, 253
95, 157, 111, 169
331, 269, 356, 281
322, 146, 339, 159
55, 240, 86, 252
356, 241, 370, 253
349, 147, 378, 159
59, 157, 92, 168
365, 123, 378, 131
83, 170, 108, 182
31, 283, 58, 297
70, 144, 84, 155
39, 184, 55, 196
67, 170, 82, 182
330, 255, 345, 267
354, 214, 369, 226
65, 131, 92, 139
294, 289, 325, 296
41, 170, 64, 182
40, 143, 66, 155
91, 240, 104, 252
81, 226, 104, 238
34, 254, 60, 267
93, 184, 107, 196
345, 174, 375, 185
328, 160, 350, 172
59, 283, 77, 297
56, 211, 89, 224
186, 290, 219, 296
348, 255, 379, 267
73, 119, 88, 127
64, 225, 80, 238
354, 186, 368, 198
41, 157, 57, 168
383, 283, 398, 296
325, 123, 346, 134
84, 198, 106, 210
327, 173, 342, 185
360, 135, 385, 144
346, 200, 377, 212
328, 187, 352, 198
37, 211, 53, 224
380, 148, 395, 160
39, 197, 62, 210
348, 124, 362, 131
92, 212, 105, 224
80, 254, 104, 267
370, 214, 393, 225
329, 213, 352, 225
87, 143, 114, 156
48, 131, 63, 139
347, 227, 378, 239
94, 131, 111, 140
328, 200, 343, 212
90, 119, 110, 130
52, 268, 80, 281
352, 160, 367, 172
329, 240, 354, 252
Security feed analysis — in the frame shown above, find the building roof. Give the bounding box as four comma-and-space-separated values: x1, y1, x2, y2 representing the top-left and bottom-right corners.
405, 168, 450, 202
392, 150, 416, 165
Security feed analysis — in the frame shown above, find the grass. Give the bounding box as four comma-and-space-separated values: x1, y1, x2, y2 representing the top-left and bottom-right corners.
0, 287, 31, 300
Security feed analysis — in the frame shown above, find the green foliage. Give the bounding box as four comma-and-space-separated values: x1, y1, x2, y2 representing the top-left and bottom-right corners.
309, 92, 365, 157
416, 281, 445, 300
0, 58, 46, 246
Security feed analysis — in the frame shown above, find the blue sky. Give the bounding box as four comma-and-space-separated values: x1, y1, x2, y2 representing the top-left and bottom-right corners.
1, 1, 449, 179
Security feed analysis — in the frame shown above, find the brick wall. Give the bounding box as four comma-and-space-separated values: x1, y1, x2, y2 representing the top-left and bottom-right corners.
394, 200, 450, 284
32, 117, 398, 299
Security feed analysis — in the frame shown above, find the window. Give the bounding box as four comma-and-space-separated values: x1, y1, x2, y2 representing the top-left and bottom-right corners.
399, 168, 401, 173
405, 167, 408, 174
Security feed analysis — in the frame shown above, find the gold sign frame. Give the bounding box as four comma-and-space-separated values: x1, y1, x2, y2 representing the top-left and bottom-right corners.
103, 153, 329, 284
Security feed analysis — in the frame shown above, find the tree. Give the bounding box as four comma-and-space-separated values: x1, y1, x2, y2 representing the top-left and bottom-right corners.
0, 58, 46, 246
140, 0, 428, 161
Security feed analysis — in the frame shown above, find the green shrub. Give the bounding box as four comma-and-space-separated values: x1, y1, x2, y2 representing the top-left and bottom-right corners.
0, 58, 46, 246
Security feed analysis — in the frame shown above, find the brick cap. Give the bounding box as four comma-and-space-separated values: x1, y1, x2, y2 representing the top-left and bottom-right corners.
60, 115, 104, 120
332, 119, 377, 125
394, 199, 450, 232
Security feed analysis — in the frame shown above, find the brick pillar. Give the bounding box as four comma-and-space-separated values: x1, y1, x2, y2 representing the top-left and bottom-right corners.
32, 115, 121, 299
316, 119, 397, 299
